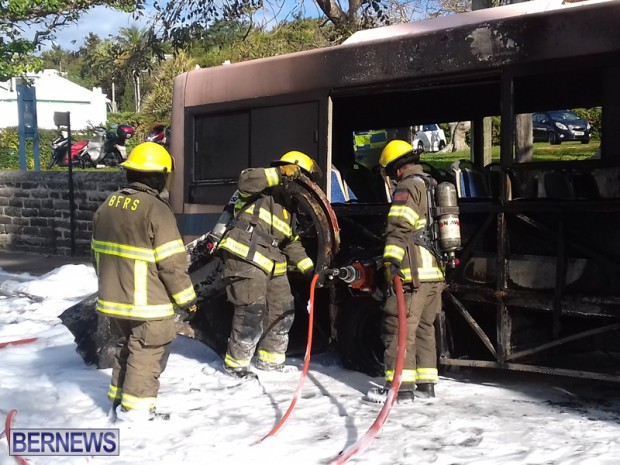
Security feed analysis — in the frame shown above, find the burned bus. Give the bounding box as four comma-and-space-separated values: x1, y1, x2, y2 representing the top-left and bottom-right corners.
170, 0, 620, 381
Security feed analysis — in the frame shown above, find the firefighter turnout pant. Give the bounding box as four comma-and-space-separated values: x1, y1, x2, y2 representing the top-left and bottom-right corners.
107, 317, 176, 412
223, 254, 295, 370
381, 281, 444, 385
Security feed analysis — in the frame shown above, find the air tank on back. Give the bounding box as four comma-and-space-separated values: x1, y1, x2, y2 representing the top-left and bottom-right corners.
435, 182, 461, 267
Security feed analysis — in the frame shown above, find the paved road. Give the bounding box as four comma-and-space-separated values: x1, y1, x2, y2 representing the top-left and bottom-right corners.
0, 251, 91, 276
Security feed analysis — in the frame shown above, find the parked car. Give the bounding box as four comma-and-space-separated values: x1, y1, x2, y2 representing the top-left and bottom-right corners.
532, 110, 591, 145
413, 124, 447, 152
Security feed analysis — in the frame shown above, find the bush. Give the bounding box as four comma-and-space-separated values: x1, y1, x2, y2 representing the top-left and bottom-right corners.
572, 107, 602, 139
0, 127, 58, 170
0, 127, 94, 170
107, 111, 154, 152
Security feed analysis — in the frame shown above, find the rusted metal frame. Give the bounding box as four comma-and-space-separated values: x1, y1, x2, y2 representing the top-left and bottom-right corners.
437, 309, 451, 360
439, 357, 620, 383
512, 212, 620, 274
451, 283, 620, 318
451, 212, 495, 284
496, 73, 513, 362
504, 322, 620, 363
452, 283, 620, 306
600, 66, 620, 164
553, 218, 566, 338
495, 212, 511, 362
445, 290, 497, 359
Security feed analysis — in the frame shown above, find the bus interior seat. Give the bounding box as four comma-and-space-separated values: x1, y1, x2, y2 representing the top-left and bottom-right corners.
344, 162, 390, 203
510, 169, 583, 200
419, 162, 453, 184
330, 166, 358, 204
508, 169, 540, 200
572, 171, 600, 199
541, 170, 574, 199
450, 160, 491, 199
485, 163, 508, 199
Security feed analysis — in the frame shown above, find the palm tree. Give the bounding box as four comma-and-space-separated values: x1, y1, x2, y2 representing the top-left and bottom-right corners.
115, 26, 165, 112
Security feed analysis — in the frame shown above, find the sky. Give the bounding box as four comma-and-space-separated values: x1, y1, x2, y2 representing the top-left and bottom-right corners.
49, 6, 147, 51
48, 1, 323, 51
1, 263, 620, 464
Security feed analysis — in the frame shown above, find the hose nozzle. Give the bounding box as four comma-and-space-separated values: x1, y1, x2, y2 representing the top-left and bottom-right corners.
337, 265, 361, 284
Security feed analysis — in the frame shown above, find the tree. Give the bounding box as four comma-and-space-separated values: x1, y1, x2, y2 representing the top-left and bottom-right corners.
114, 26, 164, 112
141, 51, 198, 123
153, 0, 459, 46
0, 0, 142, 81
446, 121, 471, 152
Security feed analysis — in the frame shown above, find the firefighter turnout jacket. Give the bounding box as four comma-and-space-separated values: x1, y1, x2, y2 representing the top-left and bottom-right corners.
218, 167, 314, 275
384, 164, 444, 285
91, 182, 197, 320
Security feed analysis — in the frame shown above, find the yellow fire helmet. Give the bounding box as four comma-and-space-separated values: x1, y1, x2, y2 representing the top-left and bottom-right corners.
272, 150, 322, 180
379, 140, 415, 169
122, 142, 174, 173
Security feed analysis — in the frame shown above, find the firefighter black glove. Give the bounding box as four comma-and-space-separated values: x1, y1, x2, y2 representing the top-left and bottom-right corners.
180, 303, 198, 322
303, 267, 315, 281
280, 164, 301, 181
384, 262, 400, 285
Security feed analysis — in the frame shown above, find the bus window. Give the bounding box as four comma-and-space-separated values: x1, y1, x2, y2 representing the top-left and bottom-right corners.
194, 112, 250, 182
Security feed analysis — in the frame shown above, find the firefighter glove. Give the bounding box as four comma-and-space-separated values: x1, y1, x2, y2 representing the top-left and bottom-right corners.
180, 303, 198, 322
303, 267, 315, 281
384, 262, 400, 285
280, 164, 301, 181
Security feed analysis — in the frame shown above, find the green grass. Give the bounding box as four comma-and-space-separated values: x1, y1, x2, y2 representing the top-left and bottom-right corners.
421, 139, 600, 171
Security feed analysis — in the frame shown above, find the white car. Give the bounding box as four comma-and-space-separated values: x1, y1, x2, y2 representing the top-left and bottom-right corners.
413, 124, 447, 152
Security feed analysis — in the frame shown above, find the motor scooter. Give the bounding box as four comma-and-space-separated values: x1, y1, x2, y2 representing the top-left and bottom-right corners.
47, 129, 88, 169
77, 124, 135, 168
146, 124, 167, 147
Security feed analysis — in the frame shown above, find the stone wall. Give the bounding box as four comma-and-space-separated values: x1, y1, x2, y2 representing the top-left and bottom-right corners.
0, 171, 125, 256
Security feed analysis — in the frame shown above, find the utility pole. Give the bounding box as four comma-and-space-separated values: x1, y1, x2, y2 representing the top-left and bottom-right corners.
111, 81, 117, 113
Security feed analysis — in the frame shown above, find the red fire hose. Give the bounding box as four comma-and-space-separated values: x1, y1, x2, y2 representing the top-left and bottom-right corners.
256, 273, 320, 444
4, 410, 30, 465
0, 338, 38, 349
328, 275, 407, 465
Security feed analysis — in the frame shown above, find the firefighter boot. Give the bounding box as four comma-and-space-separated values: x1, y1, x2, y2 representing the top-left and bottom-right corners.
224, 365, 259, 380
115, 406, 170, 424
115, 406, 154, 424
366, 382, 415, 404
255, 359, 298, 373
108, 400, 121, 422
415, 383, 436, 399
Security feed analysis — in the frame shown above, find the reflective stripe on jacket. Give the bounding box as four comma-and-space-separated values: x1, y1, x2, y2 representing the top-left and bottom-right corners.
383, 164, 444, 283
218, 167, 313, 275
92, 182, 197, 320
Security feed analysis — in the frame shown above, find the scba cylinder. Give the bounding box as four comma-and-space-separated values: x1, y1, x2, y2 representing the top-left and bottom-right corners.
210, 190, 240, 241
435, 182, 461, 253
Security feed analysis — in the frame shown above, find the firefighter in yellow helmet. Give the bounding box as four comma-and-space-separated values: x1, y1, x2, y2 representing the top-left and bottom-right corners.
218, 150, 319, 378
367, 140, 445, 403
91, 142, 197, 423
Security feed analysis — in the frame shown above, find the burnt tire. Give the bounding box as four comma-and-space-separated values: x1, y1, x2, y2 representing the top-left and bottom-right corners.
337, 297, 384, 377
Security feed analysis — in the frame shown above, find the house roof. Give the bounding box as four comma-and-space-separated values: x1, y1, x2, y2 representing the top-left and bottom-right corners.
0, 69, 107, 103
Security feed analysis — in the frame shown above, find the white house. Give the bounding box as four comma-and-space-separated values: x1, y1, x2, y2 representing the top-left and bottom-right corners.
0, 69, 109, 130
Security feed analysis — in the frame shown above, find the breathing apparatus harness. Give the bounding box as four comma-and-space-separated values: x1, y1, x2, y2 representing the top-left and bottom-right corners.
406, 173, 461, 269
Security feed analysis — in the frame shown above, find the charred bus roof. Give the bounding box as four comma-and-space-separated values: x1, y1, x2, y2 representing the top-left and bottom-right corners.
176, 0, 620, 111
